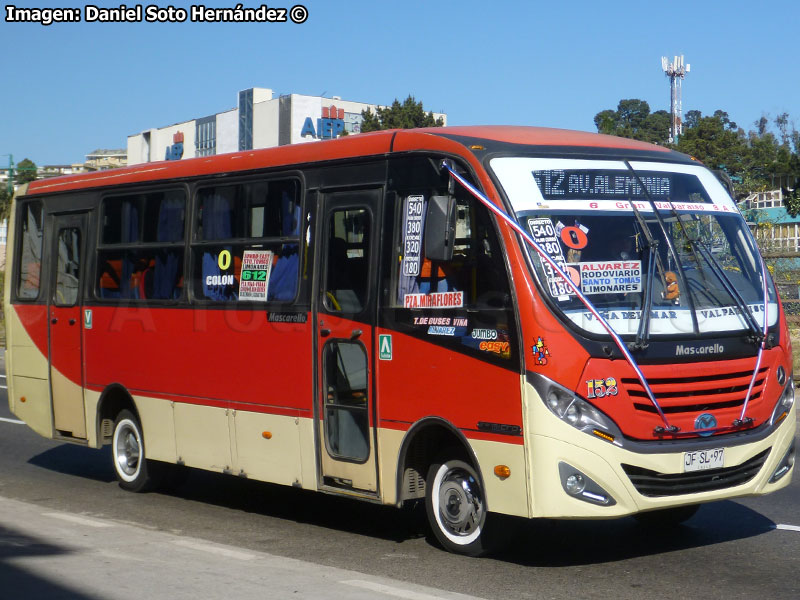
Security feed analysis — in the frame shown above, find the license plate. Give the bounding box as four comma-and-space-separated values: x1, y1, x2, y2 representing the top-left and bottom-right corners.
683, 448, 725, 472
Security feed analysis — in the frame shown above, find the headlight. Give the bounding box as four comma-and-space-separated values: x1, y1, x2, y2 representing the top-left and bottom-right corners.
770, 376, 795, 426
531, 373, 622, 444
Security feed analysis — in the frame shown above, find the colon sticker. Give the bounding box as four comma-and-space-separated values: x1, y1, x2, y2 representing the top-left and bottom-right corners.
239, 250, 273, 301
532, 336, 551, 365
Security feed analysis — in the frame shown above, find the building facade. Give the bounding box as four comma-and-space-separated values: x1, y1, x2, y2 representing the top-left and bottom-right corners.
127, 88, 446, 165
745, 189, 800, 253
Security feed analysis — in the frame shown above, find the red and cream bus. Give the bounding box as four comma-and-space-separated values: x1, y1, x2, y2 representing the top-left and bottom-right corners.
5, 126, 796, 555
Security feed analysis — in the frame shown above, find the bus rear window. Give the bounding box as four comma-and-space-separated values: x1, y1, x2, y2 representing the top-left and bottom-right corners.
16, 201, 44, 300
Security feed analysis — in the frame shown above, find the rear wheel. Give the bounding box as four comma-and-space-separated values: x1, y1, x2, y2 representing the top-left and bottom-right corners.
112, 409, 157, 492
425, 458, 489, 556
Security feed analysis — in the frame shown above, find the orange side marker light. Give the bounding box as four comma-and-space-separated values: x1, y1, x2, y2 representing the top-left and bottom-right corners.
494, 465, 511, 479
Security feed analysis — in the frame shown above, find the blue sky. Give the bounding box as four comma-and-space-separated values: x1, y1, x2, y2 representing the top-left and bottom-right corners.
2, 0, 798, 165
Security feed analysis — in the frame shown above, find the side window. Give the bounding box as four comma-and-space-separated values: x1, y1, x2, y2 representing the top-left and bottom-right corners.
191, 178, 301, 303
394, 190, 511, 310
385, 157, 516, 363
55, 228, 81, 306
324, 208, 370, 313
96, 190, 185, 300
16, 201, 44, 300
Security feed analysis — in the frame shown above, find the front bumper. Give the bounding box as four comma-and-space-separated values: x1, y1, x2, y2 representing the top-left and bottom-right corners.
526, 384, 796, 519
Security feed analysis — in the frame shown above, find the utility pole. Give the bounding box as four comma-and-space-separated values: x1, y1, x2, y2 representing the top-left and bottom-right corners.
661, 55, 690, 144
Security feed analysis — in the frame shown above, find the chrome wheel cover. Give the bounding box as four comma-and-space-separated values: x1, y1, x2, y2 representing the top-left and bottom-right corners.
434, 463, 484, 544
114, 419, 141, 481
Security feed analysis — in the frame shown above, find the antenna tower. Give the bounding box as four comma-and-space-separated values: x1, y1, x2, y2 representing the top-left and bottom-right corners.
661, 55, 690, 143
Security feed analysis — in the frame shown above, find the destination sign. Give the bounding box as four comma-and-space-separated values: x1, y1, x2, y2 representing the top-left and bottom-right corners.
532, 170, 710, 202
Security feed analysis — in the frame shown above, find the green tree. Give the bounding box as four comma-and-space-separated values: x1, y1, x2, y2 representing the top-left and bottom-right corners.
676, 112, 749, 186
15, 158, 38, 185
0, 187, 11, 221
360, 95, 444, 132
592, 99, 670, 144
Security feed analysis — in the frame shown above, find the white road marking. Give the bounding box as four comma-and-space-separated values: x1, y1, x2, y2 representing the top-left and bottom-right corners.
173, 540, 256, 560
776, 524, 800, 532
0, 385, 8, 389
341, 579, 475, 600
0, 416, 25, 425
43, 512, 114, 528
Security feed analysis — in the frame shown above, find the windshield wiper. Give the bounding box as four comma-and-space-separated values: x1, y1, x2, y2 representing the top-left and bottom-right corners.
689, 238, 764, 342
626, 159, 762, 343
623, 162, 700, 344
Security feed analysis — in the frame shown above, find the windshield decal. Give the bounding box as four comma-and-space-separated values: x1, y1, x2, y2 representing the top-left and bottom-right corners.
565, 302, 777, 335
527, 218, 574, 298
571, 260, 642, 295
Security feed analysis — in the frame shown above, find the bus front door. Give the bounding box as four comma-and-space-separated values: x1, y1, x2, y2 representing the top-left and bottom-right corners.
47, 212, 88, 440
315, 190, 381, 495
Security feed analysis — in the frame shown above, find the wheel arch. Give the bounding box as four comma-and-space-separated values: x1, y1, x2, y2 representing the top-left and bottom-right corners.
95, 383, 139, 447
394, 416, 486, 509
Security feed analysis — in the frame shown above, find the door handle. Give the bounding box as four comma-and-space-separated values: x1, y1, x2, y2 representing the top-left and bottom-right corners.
51, 317, 58, 324
69, 319, 76, 326
320, 328, 331, 337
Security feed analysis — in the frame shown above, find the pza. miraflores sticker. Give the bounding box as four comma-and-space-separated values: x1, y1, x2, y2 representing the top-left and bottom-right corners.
403, 291, 464, 309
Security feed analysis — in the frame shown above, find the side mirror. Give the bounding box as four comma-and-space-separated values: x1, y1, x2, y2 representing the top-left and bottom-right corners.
424, 195, 456, 262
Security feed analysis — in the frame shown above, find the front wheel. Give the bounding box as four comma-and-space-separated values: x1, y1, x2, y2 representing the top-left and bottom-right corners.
112, 409, 157, 492
425, 458, 489, 556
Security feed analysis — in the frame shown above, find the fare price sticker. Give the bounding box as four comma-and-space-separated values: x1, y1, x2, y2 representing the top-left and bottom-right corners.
239, 250, 273, 301
527, 217, 573, 298
401, 195, 424, 277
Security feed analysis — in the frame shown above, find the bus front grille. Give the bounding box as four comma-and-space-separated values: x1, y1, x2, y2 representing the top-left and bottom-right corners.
622, 367, 768, 415
621, 449, 770, 497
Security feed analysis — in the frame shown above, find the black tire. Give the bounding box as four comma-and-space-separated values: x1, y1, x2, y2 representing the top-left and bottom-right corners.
634, 504, 700, 527
425, 458, 489, 556
112, 409, 158, 492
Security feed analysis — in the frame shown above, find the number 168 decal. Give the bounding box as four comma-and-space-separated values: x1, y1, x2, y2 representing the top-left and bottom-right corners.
586, 377, 618, 399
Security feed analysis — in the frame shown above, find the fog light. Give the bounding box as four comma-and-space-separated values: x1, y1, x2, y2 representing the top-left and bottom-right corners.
769, 442, 796, 483
558, 462, 616, 506
565, 473, 585, 495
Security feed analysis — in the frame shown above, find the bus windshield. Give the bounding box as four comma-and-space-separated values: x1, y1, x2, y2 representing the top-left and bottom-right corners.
490, 157, 777, 338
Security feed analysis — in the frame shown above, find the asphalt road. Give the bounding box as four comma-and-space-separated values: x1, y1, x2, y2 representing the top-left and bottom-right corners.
1, 360, 798, 600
